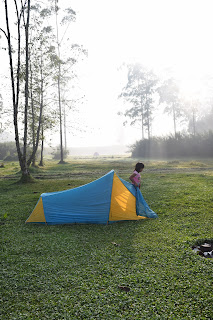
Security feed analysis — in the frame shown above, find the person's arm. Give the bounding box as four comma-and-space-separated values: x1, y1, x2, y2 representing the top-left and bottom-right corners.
129, 173, 138, 186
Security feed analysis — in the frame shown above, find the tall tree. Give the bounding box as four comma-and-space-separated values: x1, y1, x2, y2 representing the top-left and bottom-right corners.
183, 98, 201, 136
194, 104, 213, 133
0, 0, 45, 181
119, 63, 158, 140
0, 94, 3, 132
53, 0, 76, 164
27, 6, 57, 167
158, 78, 183, 138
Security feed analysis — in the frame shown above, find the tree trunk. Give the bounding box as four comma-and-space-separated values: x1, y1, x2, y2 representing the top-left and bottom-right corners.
30, 59, 36, 167
192, 109, 196, 136
58, 72, 64, 163
146, 93, 151, 140
140, 95, 144, 140
39, 124, 44, 166
27, 41, 44, 168
173, 103, 177, 138
64, 105, 67, 151
20, 0, 31, 182
55, 0, 64, 164
19, 0, 32, 182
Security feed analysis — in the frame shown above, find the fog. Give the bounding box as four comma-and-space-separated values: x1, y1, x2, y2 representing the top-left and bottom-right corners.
0, 0, 213, 155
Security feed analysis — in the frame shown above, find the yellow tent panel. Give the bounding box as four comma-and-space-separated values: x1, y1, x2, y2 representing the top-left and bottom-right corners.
26, 197, 46, 223
109, 173, 146, 221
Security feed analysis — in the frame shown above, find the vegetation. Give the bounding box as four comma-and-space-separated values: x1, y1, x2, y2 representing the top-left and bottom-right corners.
130, 132, 213, 159
119, 63, 158, 140
0, 142, 18, 161
2, 131, 212, 166
158, 78, 182, 138
51, 145, 69, 160
118, 63, 213, 140
0, 0, 86, 181
1, 158, 212, 319
1, 0, 33, 181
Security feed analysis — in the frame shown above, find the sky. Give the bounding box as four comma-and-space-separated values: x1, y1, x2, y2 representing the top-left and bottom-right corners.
63, 0, 213, 148
1, 0, 213, 149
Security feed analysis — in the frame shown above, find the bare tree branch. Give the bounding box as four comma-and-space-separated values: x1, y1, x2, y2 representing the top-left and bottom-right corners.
0, 27, 8, 39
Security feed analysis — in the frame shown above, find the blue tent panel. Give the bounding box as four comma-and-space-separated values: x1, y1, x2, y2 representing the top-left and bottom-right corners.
42, 170, 114, 224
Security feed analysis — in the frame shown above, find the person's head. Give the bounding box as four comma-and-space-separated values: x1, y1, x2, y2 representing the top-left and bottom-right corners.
135, 162, 144, 173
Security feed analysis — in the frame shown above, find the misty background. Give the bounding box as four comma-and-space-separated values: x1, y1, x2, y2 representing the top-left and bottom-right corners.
0, 0, 213, 158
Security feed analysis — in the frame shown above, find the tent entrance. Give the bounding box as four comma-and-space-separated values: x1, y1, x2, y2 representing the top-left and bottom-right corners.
109, 173, 145, 221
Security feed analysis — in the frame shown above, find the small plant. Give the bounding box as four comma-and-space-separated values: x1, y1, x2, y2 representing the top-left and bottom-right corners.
0, 212, 8, 223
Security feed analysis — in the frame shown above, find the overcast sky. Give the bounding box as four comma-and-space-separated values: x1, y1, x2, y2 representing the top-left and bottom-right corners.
1, 0, 213, 148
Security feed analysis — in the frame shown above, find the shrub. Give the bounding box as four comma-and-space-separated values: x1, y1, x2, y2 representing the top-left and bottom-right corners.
51, 146, 69, 160
131, 131, 213, 158
0, 142, 18, 161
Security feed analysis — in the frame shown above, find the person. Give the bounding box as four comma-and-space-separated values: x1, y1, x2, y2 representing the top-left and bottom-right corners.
129, 162, 144, 189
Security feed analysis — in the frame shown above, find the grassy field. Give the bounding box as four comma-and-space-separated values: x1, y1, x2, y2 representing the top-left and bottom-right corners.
0, 157, 213, 319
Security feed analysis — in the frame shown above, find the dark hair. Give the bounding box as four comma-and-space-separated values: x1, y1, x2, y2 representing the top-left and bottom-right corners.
135, 162, 144, 172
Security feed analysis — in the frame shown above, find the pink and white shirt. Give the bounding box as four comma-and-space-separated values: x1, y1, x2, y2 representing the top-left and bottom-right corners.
132, 170, 141, 187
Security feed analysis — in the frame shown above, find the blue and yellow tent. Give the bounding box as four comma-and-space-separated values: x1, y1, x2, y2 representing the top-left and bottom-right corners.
26, 170, 158, 225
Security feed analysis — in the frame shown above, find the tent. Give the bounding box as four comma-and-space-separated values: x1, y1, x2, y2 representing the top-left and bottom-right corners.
26, 170, 158, 225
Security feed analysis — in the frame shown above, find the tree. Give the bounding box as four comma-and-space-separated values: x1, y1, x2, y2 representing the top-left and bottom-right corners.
29, 2, 86, 167
185, 98, 199, 136
158, 78, 183, 138
119, 63, 158, 140
27, 6, 57, 167
194, 101, 213, 133
1, 1, 87, 175
53, 0, 76, 164
0, 0, 42, 182
0, 94, 3, 132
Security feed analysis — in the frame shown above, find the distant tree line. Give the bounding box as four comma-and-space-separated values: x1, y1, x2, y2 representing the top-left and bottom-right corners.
130, 131, 213, 159
0, 142, 69, 162
119, 63, 213, 140
0, 142, 18, 161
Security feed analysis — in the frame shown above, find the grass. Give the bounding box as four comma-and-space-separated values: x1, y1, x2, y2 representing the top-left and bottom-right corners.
0, 158, 213, 319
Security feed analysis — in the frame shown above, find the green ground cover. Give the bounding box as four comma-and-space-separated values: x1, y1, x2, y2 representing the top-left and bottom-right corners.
0, 158, 213, 319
